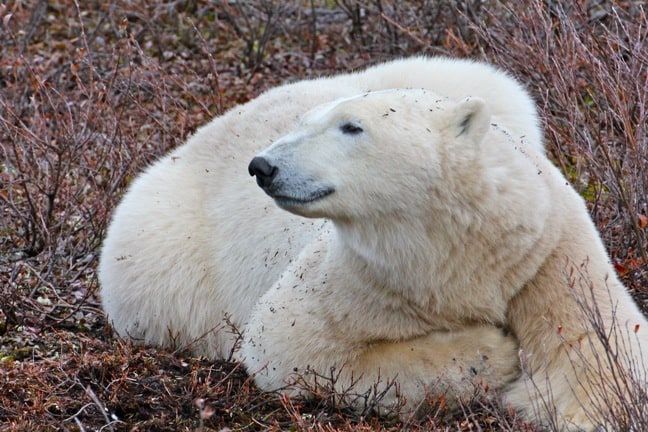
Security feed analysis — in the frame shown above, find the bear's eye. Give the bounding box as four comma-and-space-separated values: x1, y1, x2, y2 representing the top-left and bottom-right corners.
340, 122, 364, 135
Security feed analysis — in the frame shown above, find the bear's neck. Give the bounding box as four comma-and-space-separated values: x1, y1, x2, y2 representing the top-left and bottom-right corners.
329, 160, 555, 322
332, 217, 443, 308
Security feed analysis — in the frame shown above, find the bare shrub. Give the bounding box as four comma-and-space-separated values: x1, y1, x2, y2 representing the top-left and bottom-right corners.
0, 0, 221, 328
515, 259, 648, 430
571, 263, 648, 430
332, 0, 487, 58
1, 3, 139, 330
216, 0, 292, 75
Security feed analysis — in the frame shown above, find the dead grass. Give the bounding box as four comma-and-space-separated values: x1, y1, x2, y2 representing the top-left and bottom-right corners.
0, 0, 646, 430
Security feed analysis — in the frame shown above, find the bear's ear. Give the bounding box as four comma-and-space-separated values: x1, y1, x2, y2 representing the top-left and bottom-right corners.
449, 97, 491, 144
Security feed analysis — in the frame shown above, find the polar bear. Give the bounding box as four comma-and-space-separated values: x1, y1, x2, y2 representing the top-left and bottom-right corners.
101, 57, 543, 423
99, 56, 539, 358
245, 89, 648, 430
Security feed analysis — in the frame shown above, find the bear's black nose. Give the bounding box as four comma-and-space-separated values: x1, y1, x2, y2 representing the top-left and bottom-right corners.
248, 156, 278, 188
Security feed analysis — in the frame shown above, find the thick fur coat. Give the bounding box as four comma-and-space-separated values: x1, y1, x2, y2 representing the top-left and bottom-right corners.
99, 57, 647, 430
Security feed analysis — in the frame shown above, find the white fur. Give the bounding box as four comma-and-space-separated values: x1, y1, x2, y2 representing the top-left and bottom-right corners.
244, 89, 648, 430
96, 57, 648, 430
99, 56, 539, 358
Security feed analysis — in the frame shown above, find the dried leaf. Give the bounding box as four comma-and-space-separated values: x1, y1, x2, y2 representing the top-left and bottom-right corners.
614, 262, 628, 275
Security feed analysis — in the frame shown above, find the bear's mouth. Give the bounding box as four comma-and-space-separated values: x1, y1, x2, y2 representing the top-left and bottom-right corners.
271, 187, 334, 208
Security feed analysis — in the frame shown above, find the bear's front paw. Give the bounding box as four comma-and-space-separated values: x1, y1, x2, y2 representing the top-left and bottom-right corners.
464, 327, 520, 389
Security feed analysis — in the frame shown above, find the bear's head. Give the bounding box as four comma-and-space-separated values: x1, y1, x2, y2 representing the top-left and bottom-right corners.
248, 89, 494, 221
249, 88, 554, 306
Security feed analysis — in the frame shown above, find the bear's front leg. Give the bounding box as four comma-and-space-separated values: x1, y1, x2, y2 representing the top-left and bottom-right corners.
504, 250, 648, 431
241, 293, 519, 415
349, 326, 521, 414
